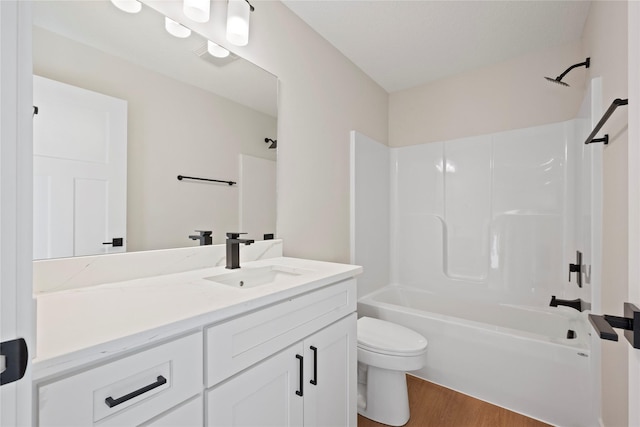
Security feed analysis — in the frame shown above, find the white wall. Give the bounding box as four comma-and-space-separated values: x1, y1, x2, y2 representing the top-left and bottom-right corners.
145, 1, 389, 264
581, 3, 629, 426
389, 41, 586, 147
33, 27, 277, 251
350, 131, 389, 299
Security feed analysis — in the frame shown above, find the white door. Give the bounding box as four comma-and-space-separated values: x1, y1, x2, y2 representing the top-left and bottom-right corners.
303, 314, 357, 427
207, 344, 304, 426
32, 75, 127, 259
0, 1, 34, 425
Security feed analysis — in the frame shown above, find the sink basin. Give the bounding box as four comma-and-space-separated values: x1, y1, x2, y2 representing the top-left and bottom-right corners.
204, 265, 312, 289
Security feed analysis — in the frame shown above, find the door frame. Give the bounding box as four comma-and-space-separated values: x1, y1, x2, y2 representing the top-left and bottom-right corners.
0, 1, 34, 425
628, 1, 640, 425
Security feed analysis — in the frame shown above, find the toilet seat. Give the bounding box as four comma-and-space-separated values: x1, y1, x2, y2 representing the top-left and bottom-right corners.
357, 317, 427, 357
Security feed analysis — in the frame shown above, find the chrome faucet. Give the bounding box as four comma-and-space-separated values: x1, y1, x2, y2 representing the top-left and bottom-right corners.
549, 295, 591, 312
225, 232, 254, 269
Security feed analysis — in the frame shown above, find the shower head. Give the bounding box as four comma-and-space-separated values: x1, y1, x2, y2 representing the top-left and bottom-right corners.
264, 138, 277, 149
544, 57, 590, 87
544, 76, 570, 87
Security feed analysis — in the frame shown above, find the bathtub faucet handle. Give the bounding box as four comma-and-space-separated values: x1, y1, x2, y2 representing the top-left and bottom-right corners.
568, 250, 583, 287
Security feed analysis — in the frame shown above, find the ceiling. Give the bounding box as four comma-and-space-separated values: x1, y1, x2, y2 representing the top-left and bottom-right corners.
281, 0, 592, 93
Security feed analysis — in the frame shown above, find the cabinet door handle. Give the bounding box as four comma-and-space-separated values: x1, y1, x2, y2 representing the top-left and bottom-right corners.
295, 354, 303, 397
105, 375, 167, 408
310, 346, 318, 386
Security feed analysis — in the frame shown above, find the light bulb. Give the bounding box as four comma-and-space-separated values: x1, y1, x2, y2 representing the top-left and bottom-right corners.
207, 41, 230, 58
165, 17, 191, 38
226, 0, 250, 46
183, 0, 210, 23
110, 0, 142, 13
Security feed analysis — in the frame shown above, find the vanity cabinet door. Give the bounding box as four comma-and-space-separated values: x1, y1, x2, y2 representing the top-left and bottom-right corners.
206, 313, 357, 427
207, 344, 304, 426
303, 313, 357, 427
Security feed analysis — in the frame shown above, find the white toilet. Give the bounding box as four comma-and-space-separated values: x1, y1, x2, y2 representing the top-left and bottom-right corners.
357, 316, 428, 426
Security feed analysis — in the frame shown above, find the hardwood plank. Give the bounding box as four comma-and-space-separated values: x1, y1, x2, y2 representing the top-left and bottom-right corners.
357, 375, 550, 427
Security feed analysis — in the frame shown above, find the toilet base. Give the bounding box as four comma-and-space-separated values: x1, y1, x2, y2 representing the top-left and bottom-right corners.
358, 365, 410, 426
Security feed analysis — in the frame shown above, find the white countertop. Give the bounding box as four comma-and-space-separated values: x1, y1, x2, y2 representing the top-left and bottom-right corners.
34, 257, 362, 380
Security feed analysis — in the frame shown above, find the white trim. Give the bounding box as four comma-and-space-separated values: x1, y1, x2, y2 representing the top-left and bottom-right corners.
0, 1, 34, 424
628, 1, 640, 425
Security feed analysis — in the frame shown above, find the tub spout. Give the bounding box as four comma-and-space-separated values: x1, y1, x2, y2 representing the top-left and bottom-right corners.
550, 296, 590, 312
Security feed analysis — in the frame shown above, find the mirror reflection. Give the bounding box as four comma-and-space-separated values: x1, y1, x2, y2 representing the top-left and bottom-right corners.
32, 1, 278, 260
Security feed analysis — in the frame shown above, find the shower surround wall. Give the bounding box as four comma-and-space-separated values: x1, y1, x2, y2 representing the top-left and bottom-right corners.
353, 118, 592, 308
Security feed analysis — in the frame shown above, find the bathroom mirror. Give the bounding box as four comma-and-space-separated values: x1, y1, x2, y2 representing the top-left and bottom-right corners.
32, 1, 277, 259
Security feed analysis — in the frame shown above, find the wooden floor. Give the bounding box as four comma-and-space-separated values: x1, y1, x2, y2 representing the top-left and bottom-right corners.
357, 375, 551, 427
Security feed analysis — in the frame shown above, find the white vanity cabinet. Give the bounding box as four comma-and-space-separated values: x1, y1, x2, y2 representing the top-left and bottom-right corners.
205, 279, 357, 427
34, 257, 361, 427
37, 332, 203, 427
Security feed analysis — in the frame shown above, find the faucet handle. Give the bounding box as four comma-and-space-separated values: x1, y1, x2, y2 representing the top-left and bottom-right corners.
226, 232, 247, 239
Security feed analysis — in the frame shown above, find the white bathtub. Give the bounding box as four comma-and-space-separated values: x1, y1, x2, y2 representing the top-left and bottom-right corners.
357, 286, 598, 427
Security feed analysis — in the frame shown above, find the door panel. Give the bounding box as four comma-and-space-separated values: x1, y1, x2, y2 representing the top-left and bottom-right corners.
304, 314, 357, 427
207, 344, 304, 427
32, 75, 127, 259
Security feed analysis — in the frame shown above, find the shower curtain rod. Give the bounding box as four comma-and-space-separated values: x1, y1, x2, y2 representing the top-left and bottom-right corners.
584, 98, 628, 145
177, 175, 236, 186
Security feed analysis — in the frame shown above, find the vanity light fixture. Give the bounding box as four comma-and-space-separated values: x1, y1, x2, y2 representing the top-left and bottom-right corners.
226, 0, 254, 47
207, 40, 230, 58
165, 17, 192, 38
184, 0, 210, 23
110, 0, 142, 14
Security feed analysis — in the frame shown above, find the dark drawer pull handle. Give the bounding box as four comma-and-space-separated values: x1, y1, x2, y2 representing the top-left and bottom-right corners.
295, 354, 303, 397
105, 375, 167, 408
310, 346, 318, 386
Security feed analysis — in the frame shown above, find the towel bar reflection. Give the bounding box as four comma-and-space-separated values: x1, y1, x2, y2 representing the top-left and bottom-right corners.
177, 175, 236, 186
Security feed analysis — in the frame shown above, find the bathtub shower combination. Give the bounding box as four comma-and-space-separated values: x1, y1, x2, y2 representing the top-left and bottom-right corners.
358, 287, 594, 426
351, 81, 602, 427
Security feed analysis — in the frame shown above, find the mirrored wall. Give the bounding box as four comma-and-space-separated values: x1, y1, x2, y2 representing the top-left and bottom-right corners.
32, 0, 278, 259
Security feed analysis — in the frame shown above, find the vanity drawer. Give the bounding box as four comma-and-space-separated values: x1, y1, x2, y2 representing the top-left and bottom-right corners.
38, 332, 202, 427
205, 279, 356, 387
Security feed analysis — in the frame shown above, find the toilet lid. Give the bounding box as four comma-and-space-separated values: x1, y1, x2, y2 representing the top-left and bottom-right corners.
357, 317, 427, 356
